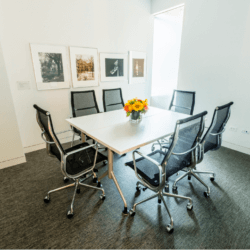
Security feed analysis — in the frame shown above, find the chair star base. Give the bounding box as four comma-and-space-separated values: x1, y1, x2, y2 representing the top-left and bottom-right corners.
172, 169, 214, 196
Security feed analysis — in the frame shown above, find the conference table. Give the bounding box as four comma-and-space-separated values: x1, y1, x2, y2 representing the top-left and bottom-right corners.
66, 106, 189, 214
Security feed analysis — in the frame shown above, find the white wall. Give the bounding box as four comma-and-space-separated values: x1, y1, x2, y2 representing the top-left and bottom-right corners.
0, 40, 26, 168
0, 0, 153, 152
151, 0, 185, 14
177, 0, 250, 154
151, 0, 250, 154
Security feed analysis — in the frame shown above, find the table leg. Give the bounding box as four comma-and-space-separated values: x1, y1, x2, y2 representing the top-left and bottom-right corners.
108, 149, 128, 214
81, 133, 86, 142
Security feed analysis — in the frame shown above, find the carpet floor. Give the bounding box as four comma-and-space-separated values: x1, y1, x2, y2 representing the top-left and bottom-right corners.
0, 142, 250, 249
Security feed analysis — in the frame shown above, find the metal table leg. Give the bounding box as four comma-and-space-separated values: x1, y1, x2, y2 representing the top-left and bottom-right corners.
108, 149, 128, 214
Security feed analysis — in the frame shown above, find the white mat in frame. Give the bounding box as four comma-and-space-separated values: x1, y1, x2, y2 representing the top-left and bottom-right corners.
100, 52, 128, 82
30, 43, 70, 90
129, 51, 147, 84
70, 46, 99, 88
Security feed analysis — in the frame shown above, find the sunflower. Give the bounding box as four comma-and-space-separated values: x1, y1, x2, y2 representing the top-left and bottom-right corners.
132, 102, 144, 111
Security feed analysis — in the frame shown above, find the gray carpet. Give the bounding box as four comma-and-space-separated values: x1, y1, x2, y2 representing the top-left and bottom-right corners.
0, 142, 250, 249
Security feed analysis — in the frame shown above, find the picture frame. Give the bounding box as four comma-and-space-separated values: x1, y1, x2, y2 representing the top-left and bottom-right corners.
30, 44, 70, 90
100, 53, 128, 82
129, 51, 147, 84
69, 46, 99, 88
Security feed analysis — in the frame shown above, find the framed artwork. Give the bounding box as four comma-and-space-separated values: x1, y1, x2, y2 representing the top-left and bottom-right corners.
69, 47, 99, 88
129, 51, 147, 84
100, 53, 128, 82
30, 44, 70, 90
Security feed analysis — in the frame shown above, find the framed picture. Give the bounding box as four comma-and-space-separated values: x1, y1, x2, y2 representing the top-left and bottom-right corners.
100, 53, 128, 82
129, 51, 147, 84
69, 47, 99, 88
30, 44, 70, 90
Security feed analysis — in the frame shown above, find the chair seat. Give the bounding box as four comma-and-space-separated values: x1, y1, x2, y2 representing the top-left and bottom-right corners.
125, 150, 165, 187
51, 142, 107, 175
126, 143, 193, 186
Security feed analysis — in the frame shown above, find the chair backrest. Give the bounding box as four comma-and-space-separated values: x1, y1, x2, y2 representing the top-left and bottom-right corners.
169, 90, 195, 115
201, 102, 233, 153
103, 88, 124, 112
71, 90, 100, 117
162, 111, 207, 169
34, 104, 65, 159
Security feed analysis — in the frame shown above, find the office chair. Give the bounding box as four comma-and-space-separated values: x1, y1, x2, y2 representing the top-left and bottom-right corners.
125, 111, 207, 233
152, 90, 195, 152
71, 90, 100, 146
172, 102, 234, 197
102, 88, 125, 112
34, 104, 107, 218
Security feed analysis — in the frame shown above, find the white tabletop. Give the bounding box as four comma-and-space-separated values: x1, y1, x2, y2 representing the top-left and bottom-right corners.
66, 106, 190, 155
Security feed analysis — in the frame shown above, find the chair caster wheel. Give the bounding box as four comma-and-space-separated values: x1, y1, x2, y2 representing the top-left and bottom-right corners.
210, 177, 215, 181
93, 177, 98, 183
188, 175, 191, 180
97, 182, 102, 187
166, 225, 174, 233
172, 186, 177, 191
100, 194, 106, 200
158, 199, 161, 204
63, 177, 69, 183
103, 160, 108, 165
136, 186, 140, 192
165, 185, 169, 192
187, 203, 193, 210
67, 210, 74, 219
93, 169, 98, 172
44, 196, 50, 203
204, 191, 210, 197
129, 209, 136, 216
77, 188, 80, 194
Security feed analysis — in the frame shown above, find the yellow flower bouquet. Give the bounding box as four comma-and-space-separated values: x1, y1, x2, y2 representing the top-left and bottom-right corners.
124, 98, 148, 121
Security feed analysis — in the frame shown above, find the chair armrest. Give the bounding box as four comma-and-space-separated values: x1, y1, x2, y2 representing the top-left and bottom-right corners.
172, 143, 199, 156
65, 143, 97, 157
210, 128, 225, 136
41, 131, 55, 144
132, 150, 164, 190
133, 150, 160, 167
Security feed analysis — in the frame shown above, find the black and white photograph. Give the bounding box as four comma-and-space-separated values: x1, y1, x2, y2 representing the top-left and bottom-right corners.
70, 47, 99, 88
105, 58, 124, 77
30, 44, 70, 90
129, 51, 147, 84
76, 54, 95, 81
133, 58, 144, 77
38, 52, 64, 82
100, 53, 128, 82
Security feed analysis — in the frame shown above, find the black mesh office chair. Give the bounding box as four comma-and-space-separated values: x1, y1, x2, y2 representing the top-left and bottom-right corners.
71, 90, 100, 146
103, 88, 124, 112
34, 104, 107, 218
172, 102, 234, 197
152, 90, 196, 151
125, 111, 207, 233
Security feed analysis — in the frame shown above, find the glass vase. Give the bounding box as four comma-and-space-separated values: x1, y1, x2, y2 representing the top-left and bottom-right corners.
130, 111, 142, 123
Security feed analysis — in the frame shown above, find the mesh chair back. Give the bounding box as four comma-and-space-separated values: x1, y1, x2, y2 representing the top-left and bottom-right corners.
71, 90, 99, 117
34, 105, 65, 158
169, 90, 195, 115
103, 88, 124, 112
201, 102, 233, 153
162, 111, 207, 171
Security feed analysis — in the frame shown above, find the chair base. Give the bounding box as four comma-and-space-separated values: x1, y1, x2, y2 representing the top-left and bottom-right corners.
172, 169, 215, 196
44, 177, 105, 218
130, 182, 192, 233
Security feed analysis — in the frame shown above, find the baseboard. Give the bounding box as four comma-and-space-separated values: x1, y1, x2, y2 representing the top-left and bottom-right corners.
0, 156, 26, 170
24, 136, 74, 154
222, 141, 250, 155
